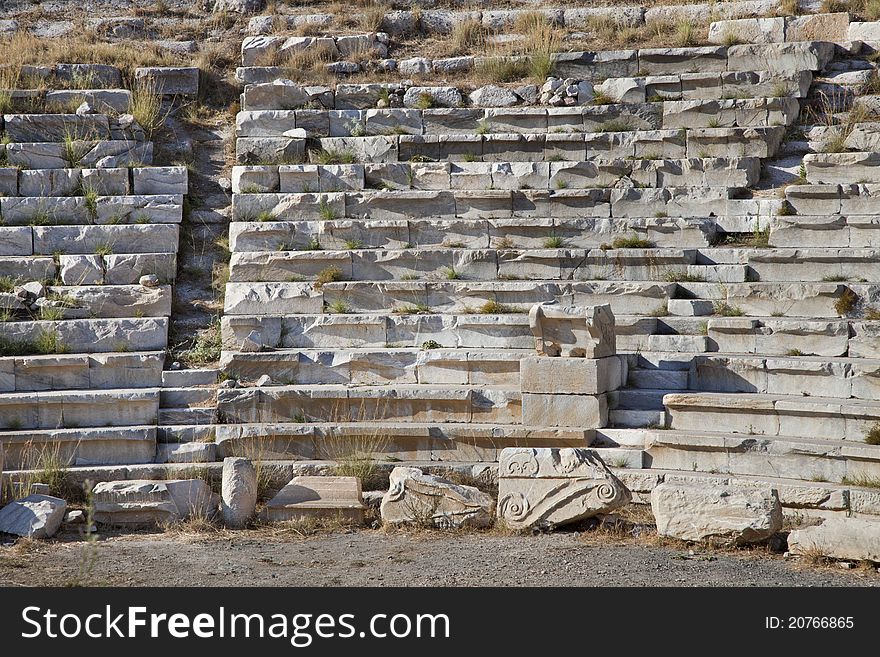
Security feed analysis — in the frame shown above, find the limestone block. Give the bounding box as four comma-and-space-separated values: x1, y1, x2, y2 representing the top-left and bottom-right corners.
242, 80, 310, 110
380, 466, 493, 529
849, 21, 880, 41
3, 114, 110, 142
529, 302, 616, 357
134, 67, 199, 96
4, 143, 67, 169
18, 168, 81, 197
278, 164, 318, 192
651, 482, 782, 544
708, 17, 784, 44
0, 227, 33, 256
497, 447, 630, 530
266, 476, 366, 523
639, 46, 727, 75
132, 166, 188, 195
0, 494, 66, 538
319, 164, 364, 192
804, 152, 880, 185
156, 442, 217, 463
727, 42, 835, 73
785, 13, 849, 42
94, 479, 217, 525
221, 457, 257, 528
551, 50, 638, 81
403, 86, 462, 108
0, 167, 17, 196
423, 108, 486, 134
789, 517, 880, 563
520, 355, 622, 395
59, 255, 103, 285
521, 392, 608, 428
595, 77, 646, 103
81, 167, 129, 195
335, 83, 401, 110
364, 108, 422, 135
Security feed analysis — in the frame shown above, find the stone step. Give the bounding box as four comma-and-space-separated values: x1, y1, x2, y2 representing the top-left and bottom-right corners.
2, 284, 172, 320
156, 424, 218, 444
227, 247, 698, 283
0, 387, 158, 430
0, 88, 132, 113
231, 187, 774, 222
228, 216, 719, 251
216, 384, 522, 425
234, 99, 794, 135
610, 387, 668, 410
770, 215, 880, 248
594, 427, 652, 447
608, 408, 666, 428
0, 194, 184, 226
231, 157, 761, 193
0, 351, 164, 392
155, 441, 217, 464
628, 368, 689, 389
5, 141, 153, 169
803, 152, 880, 185
785, 183, 880, 216
0, 424, 157, 469
222, 279, 678, 316
664, 391, 880, 440
0, 254, 176, 286
689, 353, 880, 401
0, 317, 169, 354
0, 224, 180, 256
644, 428, 880, 485
0, 169, 186, 199
220, 347, 526, 386
160, 369, 220, 387
158, 407, 218, 425
159, 386, 217, 408
214, 421, 590, 461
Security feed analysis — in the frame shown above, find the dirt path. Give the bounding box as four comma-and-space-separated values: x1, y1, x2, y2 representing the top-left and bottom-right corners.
2, 528, 877, 587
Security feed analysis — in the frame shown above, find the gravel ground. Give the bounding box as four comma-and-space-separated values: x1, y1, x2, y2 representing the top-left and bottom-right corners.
1, 527, 877, 587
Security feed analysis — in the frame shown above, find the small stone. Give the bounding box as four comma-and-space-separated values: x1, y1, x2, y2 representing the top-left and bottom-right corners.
139, 274, 160, 288
255, 374, 273, 386
240, 330, 263, 352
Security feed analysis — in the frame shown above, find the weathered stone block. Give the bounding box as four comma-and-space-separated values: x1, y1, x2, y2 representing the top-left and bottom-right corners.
497, 447, 630, 530
521, 392, 608, 428
380, 466, 493, 528
266, 476, 366, 523
520, 355, 623, 395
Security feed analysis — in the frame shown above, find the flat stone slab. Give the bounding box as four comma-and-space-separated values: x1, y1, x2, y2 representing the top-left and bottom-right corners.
497, 447, 630, 530
266, 475, 365, 524
0, 494, 66, 538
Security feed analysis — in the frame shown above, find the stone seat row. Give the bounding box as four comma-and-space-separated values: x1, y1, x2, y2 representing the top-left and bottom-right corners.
0, 387, 159, 431
0, 253, 175, 285
224, 246, 880, 284
239, 41, 834, 81
665, 391, 880, 440
218, 347, 880, 400
0, 168, 187, 197
0, 350, 164, 392
642, 428, 880, 488
785, 183, 880, 215
227, 216, 719, 251
237, 70, 810, 110
216, 383, 525, 426
0, 224, 180, 255
235, 99, 797, 136
1, 141, 153, 169
1, 284, 172, 320
0, 113, 146, 143
0, 317, 168, 354
221, 279, 863, 318
230, 188, 776, 222
238, 128, 783, 164
0, 88, 132, 114
231, 157, 761, 193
